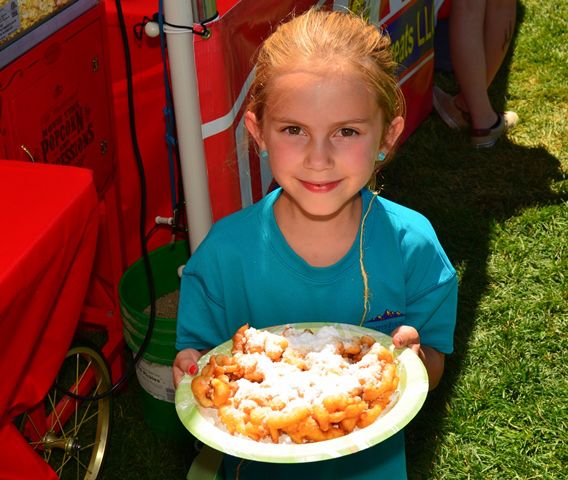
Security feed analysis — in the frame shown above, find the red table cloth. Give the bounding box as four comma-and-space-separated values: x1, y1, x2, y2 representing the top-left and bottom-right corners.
0, 161, 98, 479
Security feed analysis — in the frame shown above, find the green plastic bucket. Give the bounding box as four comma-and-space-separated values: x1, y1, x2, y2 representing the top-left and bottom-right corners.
119, 240, 191, 441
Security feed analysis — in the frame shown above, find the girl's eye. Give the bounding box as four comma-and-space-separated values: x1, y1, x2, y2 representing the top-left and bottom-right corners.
338, 128, 358, 137
283, 126, 303, 135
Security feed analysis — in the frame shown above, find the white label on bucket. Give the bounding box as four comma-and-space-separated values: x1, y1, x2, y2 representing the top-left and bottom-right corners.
135, 357, 176, 403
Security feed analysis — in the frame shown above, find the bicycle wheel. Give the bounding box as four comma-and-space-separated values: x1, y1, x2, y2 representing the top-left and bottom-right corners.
19, 341, 113, 479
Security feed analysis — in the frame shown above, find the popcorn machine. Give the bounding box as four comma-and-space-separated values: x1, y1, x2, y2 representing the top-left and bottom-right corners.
0, 0, 125, 384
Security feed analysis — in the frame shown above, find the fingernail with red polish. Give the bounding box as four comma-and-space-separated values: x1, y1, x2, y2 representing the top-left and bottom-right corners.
188, 364, 198, 376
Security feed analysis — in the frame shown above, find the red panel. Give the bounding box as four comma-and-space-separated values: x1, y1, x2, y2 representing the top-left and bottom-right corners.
0, 4, 116, 196
400, 54, 434, 142
203, 129, 243, 220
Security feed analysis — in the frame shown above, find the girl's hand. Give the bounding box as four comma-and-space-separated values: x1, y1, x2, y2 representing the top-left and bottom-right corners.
390, 325, 445, 390
390, 325, 421, 355
173, 348, 203, 388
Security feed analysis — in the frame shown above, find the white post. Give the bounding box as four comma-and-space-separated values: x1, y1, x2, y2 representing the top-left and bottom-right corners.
163, 0, 212, 253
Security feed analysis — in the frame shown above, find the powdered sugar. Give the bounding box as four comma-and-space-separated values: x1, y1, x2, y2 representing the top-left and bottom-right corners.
195, 325, 399, 443
240, 329, 388, 407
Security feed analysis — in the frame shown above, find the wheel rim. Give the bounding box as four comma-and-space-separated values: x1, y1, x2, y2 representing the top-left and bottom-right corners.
21, 344, 112, 479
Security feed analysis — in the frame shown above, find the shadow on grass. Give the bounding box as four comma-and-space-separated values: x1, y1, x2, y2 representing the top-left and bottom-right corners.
388, 135, 564, 479
383, 4, 566, 478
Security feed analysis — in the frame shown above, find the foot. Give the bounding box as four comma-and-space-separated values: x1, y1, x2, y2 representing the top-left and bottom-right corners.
433, 86, 470, 130
470, 111, 519, 148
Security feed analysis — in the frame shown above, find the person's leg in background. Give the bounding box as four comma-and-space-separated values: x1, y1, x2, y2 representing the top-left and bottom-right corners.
433, 0, 519, 147
450, 0, 493, 129
483, 0, 517, 87
452, 0, 517, 129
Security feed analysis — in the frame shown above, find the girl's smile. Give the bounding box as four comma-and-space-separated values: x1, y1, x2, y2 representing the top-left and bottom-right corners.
299, 179, 342, 193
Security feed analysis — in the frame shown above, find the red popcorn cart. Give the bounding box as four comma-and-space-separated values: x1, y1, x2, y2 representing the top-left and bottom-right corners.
0, 2, 124, 478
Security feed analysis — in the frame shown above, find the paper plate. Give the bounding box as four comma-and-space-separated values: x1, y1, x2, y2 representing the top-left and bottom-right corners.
175, 323, 428, 463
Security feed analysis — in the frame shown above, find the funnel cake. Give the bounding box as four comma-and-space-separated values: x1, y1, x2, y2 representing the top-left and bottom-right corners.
191, 324, 399, 444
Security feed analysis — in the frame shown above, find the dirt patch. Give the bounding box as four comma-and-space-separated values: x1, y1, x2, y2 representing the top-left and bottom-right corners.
143, 290, 179, 318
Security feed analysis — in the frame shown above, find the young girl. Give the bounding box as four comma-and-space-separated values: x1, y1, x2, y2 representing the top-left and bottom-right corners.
174, 8, 457, 480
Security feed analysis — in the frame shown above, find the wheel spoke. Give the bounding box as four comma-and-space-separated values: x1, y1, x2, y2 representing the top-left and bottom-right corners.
74, 397, 94, 437
23, 414, 42, 443
77, 409, 100, 429
55, 452, 71, 475
61, 450, 80, 476
72, 451, 92, 473
80, 441, 96, 450
55, 393, 77, 433
55, 355, 93, 437
74, 377, 103, 435
47, 391, 67, 435
75, 353, 80, 433
92, 376, 103, 395
51, 379, 58, 415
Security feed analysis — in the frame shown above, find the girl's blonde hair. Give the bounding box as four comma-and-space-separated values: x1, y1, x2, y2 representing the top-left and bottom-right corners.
247, 8, 406, 162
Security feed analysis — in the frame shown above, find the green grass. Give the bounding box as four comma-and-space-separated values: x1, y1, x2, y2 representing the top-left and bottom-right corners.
99, 1, 567, 478
395, 1, 568, 478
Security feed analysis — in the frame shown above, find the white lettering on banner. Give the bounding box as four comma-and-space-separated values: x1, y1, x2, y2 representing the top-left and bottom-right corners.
416, 3, 434, 46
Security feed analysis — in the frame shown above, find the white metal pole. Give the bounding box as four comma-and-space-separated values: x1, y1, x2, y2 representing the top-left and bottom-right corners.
163, 0, 212, 253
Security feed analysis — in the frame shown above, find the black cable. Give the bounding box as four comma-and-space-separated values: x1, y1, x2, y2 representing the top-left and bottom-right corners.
162, 13, 218, 37
133, 12, 218, 40
56, 0, 156, 401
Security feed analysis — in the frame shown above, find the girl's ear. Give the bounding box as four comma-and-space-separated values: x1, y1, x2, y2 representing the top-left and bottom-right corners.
244, 111, 266, 150
381, 116, 405, 154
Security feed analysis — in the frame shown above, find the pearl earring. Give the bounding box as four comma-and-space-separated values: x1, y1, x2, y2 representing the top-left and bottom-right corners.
260, 150, 269, 161
377, 151, 386, 162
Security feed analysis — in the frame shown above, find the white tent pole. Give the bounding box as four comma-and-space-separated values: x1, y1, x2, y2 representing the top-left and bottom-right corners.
163, 0, 212, 253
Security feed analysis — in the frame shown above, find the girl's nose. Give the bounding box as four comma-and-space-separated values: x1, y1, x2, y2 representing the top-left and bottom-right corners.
304, 139, 333, 171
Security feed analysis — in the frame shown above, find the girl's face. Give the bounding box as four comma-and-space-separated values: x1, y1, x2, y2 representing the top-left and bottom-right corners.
246, 69, 403, 219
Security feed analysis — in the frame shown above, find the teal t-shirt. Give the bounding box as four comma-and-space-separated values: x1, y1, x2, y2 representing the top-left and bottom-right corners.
177, 188, 457, 479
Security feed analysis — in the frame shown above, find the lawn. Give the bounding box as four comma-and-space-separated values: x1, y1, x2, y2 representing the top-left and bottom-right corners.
99, 1, 567, 479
